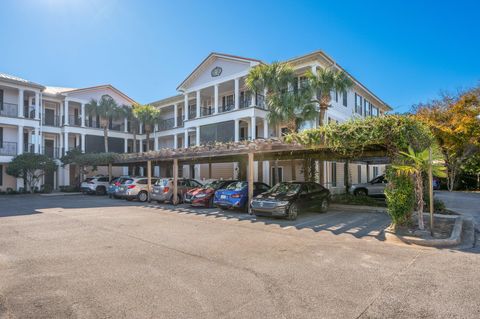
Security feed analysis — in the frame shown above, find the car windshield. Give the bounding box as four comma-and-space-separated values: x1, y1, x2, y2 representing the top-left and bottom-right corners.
123, 179, 134, 185
84, 178, 94, 182
203, 180, 226, 190
226, 181, 247, 191
155, 179, 170, 186
268, 183, 301, 195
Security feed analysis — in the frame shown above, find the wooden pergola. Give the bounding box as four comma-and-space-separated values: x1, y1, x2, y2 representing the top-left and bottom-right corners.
111, 139, 390, 204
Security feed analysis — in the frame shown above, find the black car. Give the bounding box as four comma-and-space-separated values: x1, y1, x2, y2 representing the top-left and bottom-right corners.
250, 182, 331, 220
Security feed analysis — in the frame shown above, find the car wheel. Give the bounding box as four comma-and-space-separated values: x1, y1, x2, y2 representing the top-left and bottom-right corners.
320, 198, 329, 213
137, 191, 148, 202
354, 189, 368, 196
287, 203, 298, 220
96, 186, 106, 195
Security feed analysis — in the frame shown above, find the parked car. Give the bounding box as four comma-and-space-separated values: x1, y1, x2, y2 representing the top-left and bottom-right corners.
107, 176, 131, 198
184, 179, 237, 208
213, 181, 270, 213
80, 175, 110, 195
350, 174, 387, 196
251, 182, 331, 220
150, 178, 203, 203
115, 177, 159, 202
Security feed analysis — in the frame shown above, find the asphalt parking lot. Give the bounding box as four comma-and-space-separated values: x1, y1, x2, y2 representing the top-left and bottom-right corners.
0, 194, 479, 318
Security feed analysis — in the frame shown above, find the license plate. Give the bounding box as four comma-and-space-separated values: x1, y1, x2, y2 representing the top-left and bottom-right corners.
220, 195, 227, 199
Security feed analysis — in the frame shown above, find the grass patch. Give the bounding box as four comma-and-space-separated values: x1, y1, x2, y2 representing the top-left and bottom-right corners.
331, 194, 386, 207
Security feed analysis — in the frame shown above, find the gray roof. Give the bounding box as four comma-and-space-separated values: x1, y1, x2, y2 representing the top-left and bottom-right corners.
0, 72, 45, 90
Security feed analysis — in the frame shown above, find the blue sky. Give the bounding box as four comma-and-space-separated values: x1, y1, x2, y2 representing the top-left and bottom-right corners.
1, 0, 479, 112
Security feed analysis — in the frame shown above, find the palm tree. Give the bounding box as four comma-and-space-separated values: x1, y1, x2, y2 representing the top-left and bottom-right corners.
85, 95, 123, 153
306, 67, 354, 126
246, 62, 317, 183
133, 104, 161, 152
393, 146, 446, 230
122, 105, 139, 152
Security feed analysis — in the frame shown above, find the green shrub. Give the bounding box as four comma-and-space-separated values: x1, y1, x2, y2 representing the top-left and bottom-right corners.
41, 184, 54, 194
331, 194, 386, 207
385, 167, 415, 226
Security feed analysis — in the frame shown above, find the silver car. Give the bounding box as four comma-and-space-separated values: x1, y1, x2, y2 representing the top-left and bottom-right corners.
150, 178, 202, 203
115, 177, 159, 202
80, 175, 110, 195
350, 175, 387, 196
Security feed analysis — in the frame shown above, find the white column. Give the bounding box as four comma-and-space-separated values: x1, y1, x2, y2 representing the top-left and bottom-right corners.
17, 125, 23, 155
250, 116, 256, 140
196, 90, 201, 118
234, 119, 240, 142
250, 91, 255, 107
139, 122, 143, 134
154, 127, 159, 151
139, 167, 144, 176
81, 103, 85, 127
173, 133, 178, 149
81, 133, 86, 152
195, 126, 200, 146
263, 161, 270, 184
124, 117, 128, 132
234, 78, 240, 109
17, 89, 24, 118
34, 92, 40, 120
184, 94, 189, 121
34, 127, 40, 153
64, 99, 69, 125
263, 118, 269, 139
124, 138, 128, 153
184, 130, 189, 148
173, 103, 178, 127
139, 138, 143, 152
154, 165, 160, 177
63, 131, 69, 155
214, 84, 219, 114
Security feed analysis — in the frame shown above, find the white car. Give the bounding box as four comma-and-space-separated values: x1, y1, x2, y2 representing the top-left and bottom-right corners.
80, 175, 111, 195
350, 175, 387, 197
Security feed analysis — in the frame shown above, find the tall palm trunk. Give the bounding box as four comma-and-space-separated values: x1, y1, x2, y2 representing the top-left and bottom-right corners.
145, 131, 151, 152
415, 172, 425, 230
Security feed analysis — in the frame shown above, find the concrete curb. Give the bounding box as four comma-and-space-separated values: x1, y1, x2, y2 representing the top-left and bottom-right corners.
40, 192, 83, 197
385, 213, 463, 248
330, 204, 387, 213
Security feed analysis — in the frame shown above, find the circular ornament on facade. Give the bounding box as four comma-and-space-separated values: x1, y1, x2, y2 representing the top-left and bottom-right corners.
211, 66, 222, 77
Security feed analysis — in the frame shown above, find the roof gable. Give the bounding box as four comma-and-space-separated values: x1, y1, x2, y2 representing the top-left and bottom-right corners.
63, 85, 137, 105
177, 53, 261, 91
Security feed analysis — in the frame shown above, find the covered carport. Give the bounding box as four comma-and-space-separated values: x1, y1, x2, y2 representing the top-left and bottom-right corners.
111, 138, 390, 205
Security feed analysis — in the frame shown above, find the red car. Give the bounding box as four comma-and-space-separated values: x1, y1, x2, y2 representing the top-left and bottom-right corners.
184, 180, 237, 208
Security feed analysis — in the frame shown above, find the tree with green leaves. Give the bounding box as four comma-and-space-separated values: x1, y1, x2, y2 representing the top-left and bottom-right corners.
85, 95, 124, 153
6, 153, 57, 192
393, 146, 447, 230
133, 104, 161, 152
306, 67, 354, 126
122, 105, 139, 152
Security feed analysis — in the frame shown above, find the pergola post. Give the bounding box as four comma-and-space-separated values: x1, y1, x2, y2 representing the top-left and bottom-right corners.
344, 160, 350, 194
248, 152, 254, 211
147, 160, 152, 201
173, 158, 178, 205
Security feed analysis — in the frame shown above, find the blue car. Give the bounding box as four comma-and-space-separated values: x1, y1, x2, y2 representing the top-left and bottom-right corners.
214, 181, 270, 213
107, 176, 131, 198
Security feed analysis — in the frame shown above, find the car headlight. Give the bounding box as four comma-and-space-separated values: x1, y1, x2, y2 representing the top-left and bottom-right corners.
195, 193, 206, 198
276, 201, 290, 207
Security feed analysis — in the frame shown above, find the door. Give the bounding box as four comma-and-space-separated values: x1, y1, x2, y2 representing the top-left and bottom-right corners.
44, 109, 55, 126
271, 166, 283, 186
44, 139, 54, 158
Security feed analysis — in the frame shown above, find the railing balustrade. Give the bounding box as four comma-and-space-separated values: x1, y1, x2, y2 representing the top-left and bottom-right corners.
0, 103, 19, 117
0, 141, 17, 156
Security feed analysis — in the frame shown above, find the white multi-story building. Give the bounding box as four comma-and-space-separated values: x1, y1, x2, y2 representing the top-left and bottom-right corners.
149, 51, 391, 192
0, 50, 391, 193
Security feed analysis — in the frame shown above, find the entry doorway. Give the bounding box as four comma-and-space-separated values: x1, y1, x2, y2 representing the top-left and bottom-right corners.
271, 166, 283, 186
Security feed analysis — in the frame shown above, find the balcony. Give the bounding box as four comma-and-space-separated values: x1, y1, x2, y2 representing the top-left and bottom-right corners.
0, 142, 17, 156
86, 119, 101, 129
176, 116, 184, 127
200, 106, 213, 117
68, 115, 82, 127
42, 114, 61, 127
158, 118, 175, 131
220, 104, 234, 113
109, 122, 125, 132
23, 143, 35, 153
0, 103, 18, 117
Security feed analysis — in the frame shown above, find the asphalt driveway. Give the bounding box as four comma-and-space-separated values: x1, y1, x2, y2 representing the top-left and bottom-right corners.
0, 195, 479, 318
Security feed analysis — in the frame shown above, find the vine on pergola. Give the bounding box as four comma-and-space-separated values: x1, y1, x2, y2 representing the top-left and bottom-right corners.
285, 115, 434, 159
